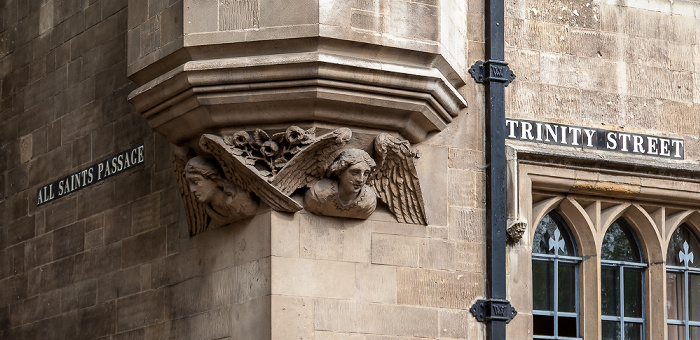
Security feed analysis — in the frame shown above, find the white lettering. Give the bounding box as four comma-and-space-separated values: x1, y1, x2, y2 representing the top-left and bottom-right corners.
672, 140, 684, 158
606, 132, 618, 150
583, 129, 595, 147
632, 135, 644, 153
138, 145, 144, 163
647, 136, 658, 155
560, 126, 568, 145
117, 154, 124, 172
619, 133, 631, 152
37, 189, 44, 205
521, 122, 534, 140
87, 168, 94, 183
535, 123, 543, 141
569, 127, 581, 146
506, 120, 519, 138
660, 138, 671, 156
98, 163, 104, 180
545, 124, 558, 143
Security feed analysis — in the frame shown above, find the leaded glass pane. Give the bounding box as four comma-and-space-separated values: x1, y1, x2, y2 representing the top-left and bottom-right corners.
668, 324, 684, 340
558, 316, 577, 337
624, 268, 643, 318
668, 225, 700, 268
624, 322, 642, 340
533, 314, 554, 336
533, 260, 553, 311
691, 273, 700, 322
602, 219, 642, 262
667, 271, 685, 321
558, 262, 576, 313
602, 266, 621, 316
692, 326, 700, 340
603, 320, 621, 340
533, 212, 575, 256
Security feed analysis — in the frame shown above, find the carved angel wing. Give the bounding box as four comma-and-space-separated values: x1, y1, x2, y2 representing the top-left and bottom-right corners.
271, 127, 352, 195
369, 134, 428, 225
172, 147, 210, 235
199, 134, 303, 213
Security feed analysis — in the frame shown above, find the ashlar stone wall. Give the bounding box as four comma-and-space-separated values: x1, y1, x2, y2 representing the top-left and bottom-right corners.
0, 0, 492, 339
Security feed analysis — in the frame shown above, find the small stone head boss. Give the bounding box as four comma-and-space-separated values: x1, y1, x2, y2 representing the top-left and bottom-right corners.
304, 149, 378, 219
184, 156, 258, 224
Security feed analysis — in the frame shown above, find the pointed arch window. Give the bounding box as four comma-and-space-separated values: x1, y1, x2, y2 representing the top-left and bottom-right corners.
601, 218, 647, 340
532, 211, 582, 339
666, 224, 700, 340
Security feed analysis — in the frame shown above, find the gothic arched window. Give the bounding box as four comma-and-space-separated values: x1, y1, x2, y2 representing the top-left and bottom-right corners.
601, 218, 646, 340
666, 224, 700, 340
532, 211, 581, 339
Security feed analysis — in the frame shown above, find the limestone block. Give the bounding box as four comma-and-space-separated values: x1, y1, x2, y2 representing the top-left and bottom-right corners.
271, 212, 299, 258
507, 247, 532, 311
299, 214, 370, 263
448, 206, 486, 242
439, 309, 468, 339
116, 289, 171, 332
670, 42, 694, 72
271, 257, 355, 299
170, 268, 234, 319
232, 296, 272, 339
271, 295, 314, 340
396, 267, 482, 309
419, 238, 455, 270
447, 168, 481, 209
371, 233, 420, 267
540, 53, 580, 89
259, 0, 318, 29
414, 144, 448, 226
454, 240, 486, 273
314, 299, 439, 337
535, 84, 581, 123
169, 307, 231, 340
234, 257, 270, 304
627, 64, 693, 103
659, 101, 699, 135
624, 36, 669, 68
355, 263, 396, 303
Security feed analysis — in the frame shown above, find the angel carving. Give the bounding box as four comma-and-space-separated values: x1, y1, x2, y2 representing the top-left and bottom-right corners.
173, 149, 258, 235
304, 134, 427, 224
186, 126, 426, 230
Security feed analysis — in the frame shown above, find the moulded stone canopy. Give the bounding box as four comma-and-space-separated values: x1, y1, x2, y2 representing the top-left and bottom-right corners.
126, 1, 469, 145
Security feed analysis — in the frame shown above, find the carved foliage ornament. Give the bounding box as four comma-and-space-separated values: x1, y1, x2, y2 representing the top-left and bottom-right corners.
174, 126, 428, 235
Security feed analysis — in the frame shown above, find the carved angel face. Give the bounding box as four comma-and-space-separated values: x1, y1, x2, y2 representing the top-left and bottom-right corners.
186, 173, 219, 203
338, 161, 372, 196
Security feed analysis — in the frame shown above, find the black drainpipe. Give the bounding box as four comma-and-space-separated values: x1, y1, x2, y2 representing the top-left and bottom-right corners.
467, 0, 517, 338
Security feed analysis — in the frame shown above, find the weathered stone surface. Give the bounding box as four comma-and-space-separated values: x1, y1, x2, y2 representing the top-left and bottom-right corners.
271, 257, 355, 299
314, 299, 439, 337
397, 267, 483, 309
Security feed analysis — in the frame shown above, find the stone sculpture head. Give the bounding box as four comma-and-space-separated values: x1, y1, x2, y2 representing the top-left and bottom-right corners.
327, 149, 376, 201
184, 156, 224, 203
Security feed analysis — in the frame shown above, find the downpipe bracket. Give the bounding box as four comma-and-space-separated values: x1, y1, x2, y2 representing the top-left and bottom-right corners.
468, 60, 516, 86
470, 299, 518, 324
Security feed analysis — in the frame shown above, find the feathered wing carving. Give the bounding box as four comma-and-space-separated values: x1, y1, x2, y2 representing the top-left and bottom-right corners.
272, 128, 352, 195
172, 147, 210, 235
199, 134, 303, 213
370, 134, 428, 225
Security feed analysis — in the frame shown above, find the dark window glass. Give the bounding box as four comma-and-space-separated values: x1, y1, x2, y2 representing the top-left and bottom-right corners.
601, 218, 645, 340
533, 261, 553, 311
603, 320, 621, 340
667, 224, 700, 340
624, 268, 643, 318
601, 266, 620, 316
602, 219, 641, 262
532, 211, 580, 339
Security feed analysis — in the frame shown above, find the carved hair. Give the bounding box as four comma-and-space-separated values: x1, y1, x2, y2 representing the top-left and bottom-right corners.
327, 149, 377, 179
185, 156, 223, 181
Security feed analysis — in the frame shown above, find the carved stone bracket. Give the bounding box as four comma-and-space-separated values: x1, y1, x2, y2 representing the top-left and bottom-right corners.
173, 126, 429, 235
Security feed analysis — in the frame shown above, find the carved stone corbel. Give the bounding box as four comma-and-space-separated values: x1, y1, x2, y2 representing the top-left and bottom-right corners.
506, 145, 527, 244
